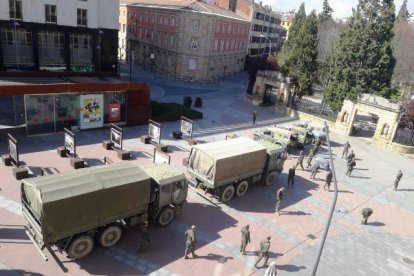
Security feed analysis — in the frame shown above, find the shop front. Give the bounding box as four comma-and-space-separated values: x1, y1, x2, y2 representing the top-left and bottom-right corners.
0, 80, 151, 136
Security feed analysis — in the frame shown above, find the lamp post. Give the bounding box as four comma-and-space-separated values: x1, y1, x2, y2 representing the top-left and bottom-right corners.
259, 34, 272, 56
97, 29, 104, 72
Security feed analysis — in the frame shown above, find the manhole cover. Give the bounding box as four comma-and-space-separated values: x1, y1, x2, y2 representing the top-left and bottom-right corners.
307, 234, 316, 240
402, 258, 414, 265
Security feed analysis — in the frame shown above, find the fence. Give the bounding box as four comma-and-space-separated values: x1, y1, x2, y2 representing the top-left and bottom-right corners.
292, 98, 338, 122
393, 128, 414, 146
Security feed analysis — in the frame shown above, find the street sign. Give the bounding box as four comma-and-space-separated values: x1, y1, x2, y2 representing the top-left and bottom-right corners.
180, 116, 193, 139
153, 148, 170, 165
64, 128, 76, 157
7, 133, 19, 166
110, 124, 123, 150
148, 120, 161, 145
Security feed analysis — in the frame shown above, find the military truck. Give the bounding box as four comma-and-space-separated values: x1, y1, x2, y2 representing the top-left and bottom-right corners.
21, 162, 187, 260
292, 122, 327, 144
187, 137, 286, 202
254, 127, 299, 148
278, 125, 314, 147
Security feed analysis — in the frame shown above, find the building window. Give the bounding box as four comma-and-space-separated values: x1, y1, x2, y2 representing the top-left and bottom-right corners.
189, 58, 196, 70
159, 15, 163, 24
222, 23, 226, 33
169, 33, 174, 46
139, 28, 142, 38
220, 39, 224, 51
70, 33, 92, 65
45, 4, 57, 24
190, 37, 199, 50
150, 14, 155, 23
214, 39, 218, 52
144, 13, 148, 22
150, 30, 154, 41
77, 9, 87, 27
122, 24, 126, 33
9, 0, 22, 20
216, 22, 220, 32
138, 13, 142, 21
193, 19, 200, 29
164, 32, 168, 45
157, 31, 161, 44
171, 16, 175, 26
164, 16, 169, 25
37, 31, 64, 65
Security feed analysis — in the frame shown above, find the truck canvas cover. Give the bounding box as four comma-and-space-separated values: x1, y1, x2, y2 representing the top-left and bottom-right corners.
21, 162, 151, 245
188, 137, 267, 183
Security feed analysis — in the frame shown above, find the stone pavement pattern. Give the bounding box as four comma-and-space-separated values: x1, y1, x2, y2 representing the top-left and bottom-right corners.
0, 65, 413, 275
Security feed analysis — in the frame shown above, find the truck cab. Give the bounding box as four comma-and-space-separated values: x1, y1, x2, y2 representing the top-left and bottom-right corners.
141, 163, 188, 226
256, 139, 287, 185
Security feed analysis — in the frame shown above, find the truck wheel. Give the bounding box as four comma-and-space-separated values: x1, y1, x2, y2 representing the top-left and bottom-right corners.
220, 185, 235, 202
98, 224, 122, 248
156, 206, 175, 226
264, 173, 275, 186
67, 235, 94, 259
235, 181, 249, 197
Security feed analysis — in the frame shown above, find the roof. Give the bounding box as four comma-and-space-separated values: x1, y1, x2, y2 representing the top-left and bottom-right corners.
191, 137, 266, 160
141, 163, 186, 185
256, 139, 284, 154
22, 162, 149, 204
121, 0, 248, 21
267, 127, 297, 136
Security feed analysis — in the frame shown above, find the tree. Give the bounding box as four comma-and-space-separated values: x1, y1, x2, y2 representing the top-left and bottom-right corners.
392, 22, 414, 87
319, 0, 334, 22
396, 0, 412, 22
281, 4, 319, 101
398, 100, 414, 143
324, 0, 397, 111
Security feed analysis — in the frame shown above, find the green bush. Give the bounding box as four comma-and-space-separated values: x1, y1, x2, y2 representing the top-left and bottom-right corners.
194, 97, 202, 107
183, 96, 192, 108
151, 101, 203, 122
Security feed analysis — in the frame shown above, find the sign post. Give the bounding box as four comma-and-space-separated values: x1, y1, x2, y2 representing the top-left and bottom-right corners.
153, 148, 171, 164
180, 116, 193, 139
4, 133, 29, 180
110, 124, 123, 151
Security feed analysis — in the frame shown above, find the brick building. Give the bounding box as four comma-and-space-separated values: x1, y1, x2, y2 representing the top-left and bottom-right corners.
0, 0, 119, 72
203, 0, 287, 56
119, 0, 250, 81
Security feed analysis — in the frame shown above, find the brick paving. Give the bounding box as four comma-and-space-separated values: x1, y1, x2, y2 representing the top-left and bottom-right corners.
0, 66, 413, 275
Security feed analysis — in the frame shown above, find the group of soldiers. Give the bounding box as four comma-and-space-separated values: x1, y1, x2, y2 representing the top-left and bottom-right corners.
132, 137, 406, 273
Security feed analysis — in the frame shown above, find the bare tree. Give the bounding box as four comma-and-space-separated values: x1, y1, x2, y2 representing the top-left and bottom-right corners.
317, 20, 343, 66
392, 22, 414, 88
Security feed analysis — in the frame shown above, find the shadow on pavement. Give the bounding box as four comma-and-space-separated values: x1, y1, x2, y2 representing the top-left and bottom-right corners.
368, 221, 385, 227
197, 253, 234, 263
0, 226, 29, 240
277, 264, 307, 272
227, 175, 318, 213
1, 270, 45, 276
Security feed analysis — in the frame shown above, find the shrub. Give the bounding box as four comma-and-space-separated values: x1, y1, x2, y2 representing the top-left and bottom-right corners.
183, 96, 192, 108
194, 97, 203, 107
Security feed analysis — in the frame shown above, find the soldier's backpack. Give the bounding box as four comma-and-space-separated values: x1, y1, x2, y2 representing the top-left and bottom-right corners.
351, 160, 356, 167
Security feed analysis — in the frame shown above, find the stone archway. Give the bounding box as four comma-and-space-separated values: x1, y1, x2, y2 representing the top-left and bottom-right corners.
335, 94, 401, 149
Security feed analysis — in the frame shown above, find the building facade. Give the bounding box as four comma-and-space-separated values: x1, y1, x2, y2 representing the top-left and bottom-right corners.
203, 0, 287, 57
0, 0, 119, 72
119, 0, 250, 81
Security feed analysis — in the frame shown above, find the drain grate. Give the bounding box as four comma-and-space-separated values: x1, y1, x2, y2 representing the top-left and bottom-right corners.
402, 258, 414, 265
307, 234, 316, 240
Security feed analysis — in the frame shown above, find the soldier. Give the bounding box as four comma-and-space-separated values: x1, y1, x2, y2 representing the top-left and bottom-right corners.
394, 170, 403, 191
295, 150, 305, 170
184, 225, 198, 259
361, 207, 373, 225
287, 166, 295, 188
240, 224, 251, 255
137, 221, 150, 253
324, 169, 333, 191
252, 111, 258, 125
346, 157, 356, 176
306, 153, 314, 169
275, 187, 286, 216
255, 236, 271, 268
346, 150, 355, 162
342, 141, 350, 158
310, 163, 320, 180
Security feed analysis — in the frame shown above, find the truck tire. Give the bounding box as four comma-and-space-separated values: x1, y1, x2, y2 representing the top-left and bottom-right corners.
264, 173, 275, 186
156, 206, 175, 226
67, 234, 94, 259
235, 180, 249, 197
98, 224, 122, 248
220, 185, 235, 202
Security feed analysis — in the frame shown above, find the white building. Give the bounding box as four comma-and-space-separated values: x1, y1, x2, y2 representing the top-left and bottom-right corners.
0, 0, 119, 72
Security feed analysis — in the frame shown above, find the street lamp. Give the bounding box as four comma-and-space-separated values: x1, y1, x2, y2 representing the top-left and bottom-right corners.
97, 29, 104, 72
259, 34, 272, 56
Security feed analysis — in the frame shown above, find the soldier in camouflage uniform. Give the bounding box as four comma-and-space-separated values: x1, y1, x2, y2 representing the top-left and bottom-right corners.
275, 187, 286, 216
137, 221, 150, 253
255, 236, 271, 268
295, 150, 305, 170
342, 141, 350, 158
184, 225, 198, 259
310, 163, 320, 180
361, 207, 373, 225
394, 170, 403, 191
240, 224, 251, 255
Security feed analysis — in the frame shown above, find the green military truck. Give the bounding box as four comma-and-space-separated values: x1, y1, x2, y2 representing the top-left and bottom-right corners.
254, 127, 300, 148
21, 162, 187, 260
187, 137, 286, 202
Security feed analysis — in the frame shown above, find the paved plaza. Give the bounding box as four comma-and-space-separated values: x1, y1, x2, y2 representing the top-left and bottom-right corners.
0, 65, 413, 276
